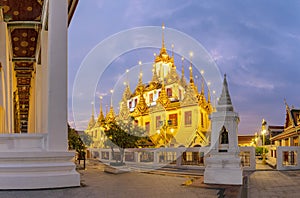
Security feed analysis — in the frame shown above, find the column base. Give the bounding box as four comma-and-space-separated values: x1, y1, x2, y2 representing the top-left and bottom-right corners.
204, 154, 243, 185
0, 151, 80, 189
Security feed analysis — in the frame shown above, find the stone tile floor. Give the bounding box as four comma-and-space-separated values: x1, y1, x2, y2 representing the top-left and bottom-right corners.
1, 159, 300, 198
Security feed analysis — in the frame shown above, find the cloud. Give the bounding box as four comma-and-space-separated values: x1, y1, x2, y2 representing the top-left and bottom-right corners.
286, 33, 300, 41
245, 79, 274, 90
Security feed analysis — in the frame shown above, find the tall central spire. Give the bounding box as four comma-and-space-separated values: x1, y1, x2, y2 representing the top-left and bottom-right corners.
162, 23, 165, 49
138, 61, 143, 86
188, 52, 197, 94
97, 96, 105, 124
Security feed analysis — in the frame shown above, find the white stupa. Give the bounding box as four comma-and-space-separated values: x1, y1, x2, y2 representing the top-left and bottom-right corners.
204, 74, 243, 185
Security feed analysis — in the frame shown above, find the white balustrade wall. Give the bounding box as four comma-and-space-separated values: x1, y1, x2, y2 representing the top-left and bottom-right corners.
266, 145, 300, 170
88, 146, 256, 171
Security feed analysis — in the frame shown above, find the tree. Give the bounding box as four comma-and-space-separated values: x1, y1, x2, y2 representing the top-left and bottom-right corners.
68, 124, 85, 159
80, 132, 93, 147
104, 138, 116, 160
104, 119, 146, 164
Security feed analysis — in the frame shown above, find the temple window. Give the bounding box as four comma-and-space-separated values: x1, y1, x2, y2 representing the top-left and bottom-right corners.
167, 88, 172, 97
145, 122, 150, 133
149, 93, 153, 103
200, 112, 204, 127
134, 98, 138, 107
184, 111, 192, 126
169, 113, 178, 126
129, 101, 132, 108
156, 116, 161, 129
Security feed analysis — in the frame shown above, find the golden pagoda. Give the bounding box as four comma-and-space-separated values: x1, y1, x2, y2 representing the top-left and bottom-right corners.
85, 24, 212, 148
117, 24, 213, 147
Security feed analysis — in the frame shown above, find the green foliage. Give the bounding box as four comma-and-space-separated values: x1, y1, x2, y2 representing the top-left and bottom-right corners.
255, 146, 268, 156
104, 121, 143, 149
68, 124, 85, 156
104, 119, 146, 163
80, 132, 93, 147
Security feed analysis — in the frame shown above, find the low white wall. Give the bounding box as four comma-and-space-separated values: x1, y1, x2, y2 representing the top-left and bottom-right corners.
240, 146, 256, 170
276, 146, 300, 170
89, 146, 256, 171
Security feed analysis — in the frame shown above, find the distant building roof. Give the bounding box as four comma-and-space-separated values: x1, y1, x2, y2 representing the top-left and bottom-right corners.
238, 134, 255, 146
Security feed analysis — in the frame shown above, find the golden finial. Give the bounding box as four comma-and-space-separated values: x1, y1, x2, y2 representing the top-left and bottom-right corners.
126, 69, 130, 86
189, 52, 194, 83
138, 61, 143, 85
99, 96, 103, 111
207, 81, 211, 103
201, 76, 205, 94
181, 57, 185, 78
110, 89, 114, 107
162, 23, 165, 48
171, 44, 174, 58
98, 95, 105, 123
91, 101, 95, 119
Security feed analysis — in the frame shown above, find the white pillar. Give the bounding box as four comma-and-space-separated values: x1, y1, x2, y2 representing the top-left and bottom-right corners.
47, 0, 68, 150
38, 29, 49, 134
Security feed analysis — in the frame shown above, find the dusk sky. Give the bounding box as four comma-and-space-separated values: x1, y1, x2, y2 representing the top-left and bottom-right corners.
68, 0, 300, 134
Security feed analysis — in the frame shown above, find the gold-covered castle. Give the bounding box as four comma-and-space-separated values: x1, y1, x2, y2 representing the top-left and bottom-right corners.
85, 25, 213, 148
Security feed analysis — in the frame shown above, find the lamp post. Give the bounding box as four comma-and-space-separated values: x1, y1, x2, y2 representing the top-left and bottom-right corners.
261, 119, 267, 165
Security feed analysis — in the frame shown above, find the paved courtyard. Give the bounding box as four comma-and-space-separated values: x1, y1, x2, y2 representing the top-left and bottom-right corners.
1, 160, 300, 198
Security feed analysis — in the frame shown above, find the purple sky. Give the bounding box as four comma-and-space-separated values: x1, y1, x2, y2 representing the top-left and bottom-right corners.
68, 0, 300, 134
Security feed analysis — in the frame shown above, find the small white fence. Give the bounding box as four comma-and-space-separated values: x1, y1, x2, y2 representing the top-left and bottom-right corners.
88, 146, 256, 171
267, 146, 300, 170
